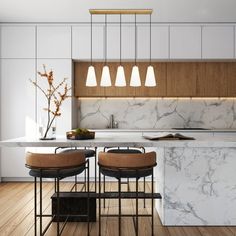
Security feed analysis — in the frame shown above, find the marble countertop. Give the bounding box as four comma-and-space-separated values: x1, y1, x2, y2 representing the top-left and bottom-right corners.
1, 133, 236, 148
90, 128, 236, 132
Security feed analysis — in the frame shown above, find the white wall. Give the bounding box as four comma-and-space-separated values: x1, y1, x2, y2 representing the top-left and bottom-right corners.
0, 0, 236, 22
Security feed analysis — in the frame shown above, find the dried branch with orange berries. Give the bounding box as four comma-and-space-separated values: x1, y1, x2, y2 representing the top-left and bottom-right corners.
30, 65, 71, 139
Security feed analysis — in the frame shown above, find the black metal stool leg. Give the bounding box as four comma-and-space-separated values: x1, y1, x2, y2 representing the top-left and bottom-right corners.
103, 174, 106, 208
84, 168, 87, 192
99, 168, 101, 236
40, 172, 42, 236
151, 169, 154, 236
95, 147, 97, 193
56, 172, 60, 236
118, 174, 121, 236
34, 177, 37, 236
136, 174, 139, 236
75, 175, 77, 192
143, 177, 146, 208
87, 160, 90, 236
54, 178, 57, 193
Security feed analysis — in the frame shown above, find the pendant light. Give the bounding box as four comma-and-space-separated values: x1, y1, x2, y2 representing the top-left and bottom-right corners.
115, 14, 126, 87
86, 14, 97, 87
130, 13, 141, 87
145, 14, 156, 87
100, 14, 112, 87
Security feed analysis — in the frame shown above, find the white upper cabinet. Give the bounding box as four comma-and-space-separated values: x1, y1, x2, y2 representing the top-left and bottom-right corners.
235, 26, 236, 58
121, 24, 135, 60
170, 25, 201, 59
107, 24, 120, 60
72, 25, 104, 60
37, 26, 71, 59
137, 25, 169, 60
202, 25, 234, 59
0, 26, 35, 58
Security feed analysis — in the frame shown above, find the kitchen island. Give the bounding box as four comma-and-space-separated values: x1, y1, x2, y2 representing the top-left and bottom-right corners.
1, 132, 236, 226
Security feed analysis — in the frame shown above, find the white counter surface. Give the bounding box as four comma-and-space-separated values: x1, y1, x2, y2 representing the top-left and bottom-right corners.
91, 128, 236, 132
1, 132, 236, 148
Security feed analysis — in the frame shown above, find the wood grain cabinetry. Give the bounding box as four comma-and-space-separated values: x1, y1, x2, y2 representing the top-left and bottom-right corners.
75, 62, 166, 97
75, 61, 236, 97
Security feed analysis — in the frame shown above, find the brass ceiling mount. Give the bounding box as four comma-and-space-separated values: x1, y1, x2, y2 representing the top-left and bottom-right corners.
89, 9, 153, 15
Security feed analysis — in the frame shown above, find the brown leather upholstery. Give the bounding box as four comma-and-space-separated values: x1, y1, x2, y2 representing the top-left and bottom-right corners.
98, 151, 156, 169
25, 152, 86, 169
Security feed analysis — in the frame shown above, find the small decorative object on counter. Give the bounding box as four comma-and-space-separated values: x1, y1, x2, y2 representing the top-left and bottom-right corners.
30, 65, 71, 140
66, 128, 95, 140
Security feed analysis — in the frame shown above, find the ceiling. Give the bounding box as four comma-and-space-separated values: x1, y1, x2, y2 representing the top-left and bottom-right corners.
0, 0, 236, 23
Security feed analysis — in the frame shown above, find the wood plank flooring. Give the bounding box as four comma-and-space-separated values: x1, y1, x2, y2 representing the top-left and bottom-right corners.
0, 182, 236, 236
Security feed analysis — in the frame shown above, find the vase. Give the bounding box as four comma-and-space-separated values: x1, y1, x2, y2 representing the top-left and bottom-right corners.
38, 118, 56, 140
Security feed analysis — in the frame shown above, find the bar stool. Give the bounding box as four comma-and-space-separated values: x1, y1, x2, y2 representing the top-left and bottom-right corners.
103, 147, 146, 207
55, 147, 97, 192
98, 151, 156, 236
25, 151, 90, 236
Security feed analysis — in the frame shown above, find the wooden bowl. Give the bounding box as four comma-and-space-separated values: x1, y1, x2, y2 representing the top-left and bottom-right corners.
66, 131, 95, 140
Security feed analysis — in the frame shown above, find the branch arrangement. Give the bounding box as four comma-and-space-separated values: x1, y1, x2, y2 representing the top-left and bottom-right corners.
30, 65, 71, 139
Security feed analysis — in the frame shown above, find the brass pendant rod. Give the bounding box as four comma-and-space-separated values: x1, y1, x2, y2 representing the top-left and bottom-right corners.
89, 9, 153, 15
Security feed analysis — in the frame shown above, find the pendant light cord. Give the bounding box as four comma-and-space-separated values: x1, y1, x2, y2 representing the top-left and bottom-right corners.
149, 13, 152, 65
105, 14, 107, 65
120, 14, 122, 65
90, 14, 93, 66
134, 13, 137, 65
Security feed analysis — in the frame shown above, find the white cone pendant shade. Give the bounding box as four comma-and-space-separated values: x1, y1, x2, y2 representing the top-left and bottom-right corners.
130, 65, 141, 87
115, 66, 126, 87
100, 65, 112, 87
145, 65, 156, 87
86, 65, 97, 87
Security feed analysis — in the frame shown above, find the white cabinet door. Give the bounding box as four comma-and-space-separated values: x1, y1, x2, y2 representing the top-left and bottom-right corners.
37, 26, 71, 59
202, 25, 234, 59
170, 25, 201, 59
37, 59, 72, 136
0, 59, 35, 177
122, 24, 135, 60
0, 26, 35, 58
137, 25, 169, 60
72, 25, 104, 60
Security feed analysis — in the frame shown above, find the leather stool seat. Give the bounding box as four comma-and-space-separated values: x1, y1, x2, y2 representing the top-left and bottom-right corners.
26, 152, 86, 178
98, 152, 156, 178
59, 148, 95, 158
107, 149, 142, 154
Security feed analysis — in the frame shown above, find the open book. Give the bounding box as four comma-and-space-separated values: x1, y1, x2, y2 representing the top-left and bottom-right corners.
143, 133, 195, 141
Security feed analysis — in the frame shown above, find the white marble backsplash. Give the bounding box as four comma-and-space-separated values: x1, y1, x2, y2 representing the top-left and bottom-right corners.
78, 98, 236, 129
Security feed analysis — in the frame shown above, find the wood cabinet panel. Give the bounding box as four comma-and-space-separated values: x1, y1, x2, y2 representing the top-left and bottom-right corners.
226, 62, 236, 96
75, 62, 166, 97
135, 62, 166, 97
75, 62, 236, 97
166, 62, 198, 96
196, 62, 228, 97
75, 62, 105, 97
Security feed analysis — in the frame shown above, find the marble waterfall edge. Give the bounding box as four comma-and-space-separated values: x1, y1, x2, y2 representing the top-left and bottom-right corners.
160, 146, 236, 225
78, 98, 236, 129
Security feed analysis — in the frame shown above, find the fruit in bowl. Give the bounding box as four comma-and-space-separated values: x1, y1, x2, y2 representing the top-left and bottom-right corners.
66, 128, 95, 140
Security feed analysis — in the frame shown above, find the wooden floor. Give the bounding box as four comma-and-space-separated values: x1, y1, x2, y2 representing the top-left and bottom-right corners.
0, 182, 236, 236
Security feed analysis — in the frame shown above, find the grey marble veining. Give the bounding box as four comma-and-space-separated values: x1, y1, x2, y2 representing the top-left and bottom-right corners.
78, 98, 236, 129
156, 147, 236, 225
